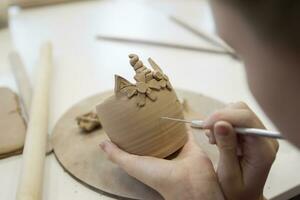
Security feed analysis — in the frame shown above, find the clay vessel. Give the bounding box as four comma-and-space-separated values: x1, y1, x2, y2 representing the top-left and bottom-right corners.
96, 54, 187, 158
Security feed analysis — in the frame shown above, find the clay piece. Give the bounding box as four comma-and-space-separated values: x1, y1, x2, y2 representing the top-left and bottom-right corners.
96, 54, 188, 158
76, 111, 101, 133
0, 87, 26, 158
51, 89, 223, 200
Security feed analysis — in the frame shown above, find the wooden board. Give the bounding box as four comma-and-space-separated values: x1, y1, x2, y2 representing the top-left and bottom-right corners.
51, 89, 224, 200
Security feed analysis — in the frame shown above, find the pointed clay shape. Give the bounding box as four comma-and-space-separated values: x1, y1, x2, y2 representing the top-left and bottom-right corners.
96, 55, 187, 158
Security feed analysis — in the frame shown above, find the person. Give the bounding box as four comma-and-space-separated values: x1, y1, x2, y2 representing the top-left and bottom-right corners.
99, 0, 300, 199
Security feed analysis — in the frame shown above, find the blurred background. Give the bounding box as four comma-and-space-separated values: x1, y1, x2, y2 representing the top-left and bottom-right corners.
0, 0, 300, 200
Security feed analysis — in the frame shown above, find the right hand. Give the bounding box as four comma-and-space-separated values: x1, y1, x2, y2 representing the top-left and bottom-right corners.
203, 102, 279, 200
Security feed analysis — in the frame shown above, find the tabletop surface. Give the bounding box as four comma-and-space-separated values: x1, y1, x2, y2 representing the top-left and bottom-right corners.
0, 0, 300, 199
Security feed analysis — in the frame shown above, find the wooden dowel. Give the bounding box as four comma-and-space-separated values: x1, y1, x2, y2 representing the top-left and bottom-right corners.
169, 16, 238, 59
0, 1, 8, 29
96, 35, 233, 56
9, 51, 54, 155
9, 52, 32, 120
170, 16, 227, 49
10, 0, 87, 8
16, 43, 52, 200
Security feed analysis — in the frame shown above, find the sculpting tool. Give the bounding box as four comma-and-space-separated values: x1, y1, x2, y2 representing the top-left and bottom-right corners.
170, 17, 233, 51
96, 35, 233, 56
161, 117, 284, 139
169, 16, 238, 60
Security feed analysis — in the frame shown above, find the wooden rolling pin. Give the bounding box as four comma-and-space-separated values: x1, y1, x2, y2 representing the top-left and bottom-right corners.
0, 1, 9, 29
16, 43, 52, 200
10, 0, 89, 8
9, 52, 32, 120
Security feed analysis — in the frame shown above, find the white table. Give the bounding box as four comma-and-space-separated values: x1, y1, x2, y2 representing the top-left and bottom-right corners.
0, 0, 300, 199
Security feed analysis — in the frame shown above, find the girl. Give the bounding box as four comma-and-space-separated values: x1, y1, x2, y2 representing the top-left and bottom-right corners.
100, 1, 300, 199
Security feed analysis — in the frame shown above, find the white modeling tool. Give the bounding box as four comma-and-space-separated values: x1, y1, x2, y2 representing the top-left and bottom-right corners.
161, 117, 284, 139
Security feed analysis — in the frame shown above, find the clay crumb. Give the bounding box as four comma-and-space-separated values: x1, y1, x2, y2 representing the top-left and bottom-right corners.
76, 111, 101, 133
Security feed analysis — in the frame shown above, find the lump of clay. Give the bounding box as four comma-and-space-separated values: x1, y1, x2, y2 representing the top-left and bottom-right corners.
96, 54, 187, 158
0, 87, 26, 158
76, 111, 101, 133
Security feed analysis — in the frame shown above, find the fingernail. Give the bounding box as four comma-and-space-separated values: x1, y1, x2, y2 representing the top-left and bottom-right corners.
216, 125, 229, 136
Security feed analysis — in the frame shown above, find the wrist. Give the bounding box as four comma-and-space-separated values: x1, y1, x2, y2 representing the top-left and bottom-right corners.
161, 179, 225, 200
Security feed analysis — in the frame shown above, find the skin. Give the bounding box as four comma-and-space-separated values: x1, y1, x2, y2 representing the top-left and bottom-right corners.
100, 132, 225, 200
210, 1, 300, 147
203, 102, 278, 200
100, 1, 299, 199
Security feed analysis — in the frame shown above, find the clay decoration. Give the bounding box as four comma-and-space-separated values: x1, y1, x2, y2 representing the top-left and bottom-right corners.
76, 111, 101, 133
96, 54, 188, 158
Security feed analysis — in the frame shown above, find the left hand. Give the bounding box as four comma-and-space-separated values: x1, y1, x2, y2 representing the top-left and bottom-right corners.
100, 132, 224, 200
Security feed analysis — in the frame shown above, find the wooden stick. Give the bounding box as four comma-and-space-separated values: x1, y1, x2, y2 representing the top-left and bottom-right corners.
16, 43, 52, 200
96, 35, 233, 56
0, 1, 9, 29
9, 51, 54, 155
169, 16, 238, 59
9, 52, 32, 120
10, 0, 87, 8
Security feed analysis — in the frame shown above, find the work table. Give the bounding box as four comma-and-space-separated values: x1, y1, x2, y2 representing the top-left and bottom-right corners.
0, 0, 299, 199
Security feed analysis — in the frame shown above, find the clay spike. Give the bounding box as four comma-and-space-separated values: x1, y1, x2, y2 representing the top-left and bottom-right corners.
114, 75, 135, 93
148, 58, 163, 73
129, 54, 146, 72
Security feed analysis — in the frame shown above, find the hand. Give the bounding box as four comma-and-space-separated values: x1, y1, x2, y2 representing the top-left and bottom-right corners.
100, 132, 225, 200
203, 102, 279, 200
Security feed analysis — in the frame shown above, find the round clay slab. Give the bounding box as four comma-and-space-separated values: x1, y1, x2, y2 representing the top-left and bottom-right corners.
51, 89, 224, 200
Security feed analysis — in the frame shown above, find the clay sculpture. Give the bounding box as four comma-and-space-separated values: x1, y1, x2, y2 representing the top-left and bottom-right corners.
96, 54, 188, 158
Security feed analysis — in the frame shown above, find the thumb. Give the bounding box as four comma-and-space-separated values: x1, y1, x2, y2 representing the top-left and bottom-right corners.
99, 140, 167, 191
214, 121, 242, 190
214, 121, 238, 156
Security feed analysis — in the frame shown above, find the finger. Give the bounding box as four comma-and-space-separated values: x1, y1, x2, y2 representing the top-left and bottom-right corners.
213, 121, 242, 184
270, 138, 279, 153
100, 140, 167, 190
203, 109, 263, 129
214, 121, 238, 158
241, 135, 278, 167
227, 101, 249, 109
204, 129, 216, 144
236, 136, 243, 156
